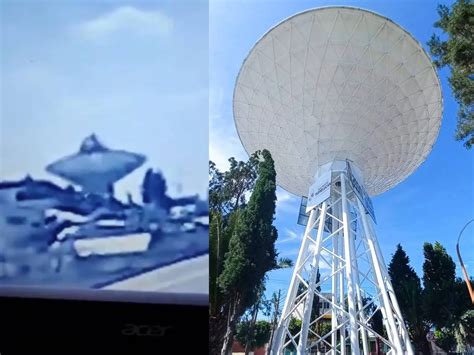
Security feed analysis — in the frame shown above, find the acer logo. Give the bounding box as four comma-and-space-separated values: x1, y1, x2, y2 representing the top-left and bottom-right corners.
121, 324, 173, 337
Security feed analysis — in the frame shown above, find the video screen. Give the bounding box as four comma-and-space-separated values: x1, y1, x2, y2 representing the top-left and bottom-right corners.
0, 0, 209, 296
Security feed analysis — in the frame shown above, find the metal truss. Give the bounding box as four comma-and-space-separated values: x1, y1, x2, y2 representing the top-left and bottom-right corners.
271, 172, 413, 354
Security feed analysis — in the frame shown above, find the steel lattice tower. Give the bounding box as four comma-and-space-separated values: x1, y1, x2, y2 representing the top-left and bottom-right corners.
233, 6, 442, 354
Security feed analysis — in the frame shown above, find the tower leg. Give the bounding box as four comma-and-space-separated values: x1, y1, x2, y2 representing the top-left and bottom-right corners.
340, 174, 360, 355
350, 233, 369, 355
338, 219, 346, 355
366, 219, 414, 355
271, 208, 319, 354
330, 199, 339, 355
271, 164, 413, 355
297, 203, 328, 354
357, 197, 405, 353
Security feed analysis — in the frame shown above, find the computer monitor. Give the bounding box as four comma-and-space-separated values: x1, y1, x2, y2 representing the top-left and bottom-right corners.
0, 1, 209, 353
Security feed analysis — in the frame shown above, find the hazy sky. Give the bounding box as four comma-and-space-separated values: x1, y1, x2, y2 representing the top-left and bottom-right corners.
209, 0, 474, 303
1, 0, 208, 201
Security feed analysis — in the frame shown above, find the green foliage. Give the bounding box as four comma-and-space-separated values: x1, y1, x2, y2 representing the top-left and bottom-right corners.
388, 244, 429, 353
311, 321, 332, 350
317, 321, 332, 338
212, 151, 278, 354
209, 211, 221, 315
370, 309, 384, 337
209, 156, 261, 354
388, 244, 423, 315
218, 149, 278, 309
420, 242, 474, 352
427, 0, 474, 148
422, 242, 457, 329
210, 210, 240, 315
434, 328, 456, 352
296, 269, 322, 325
435, 310, 474, 353
451, 281, 474, 351
276, 257, 294, 269
209, 157, 258, 214
454, 310, 474, 352
286, 317, 302, 351
209, 154, 260, 317
235, 320, 272, 350
209, 161, 225, 213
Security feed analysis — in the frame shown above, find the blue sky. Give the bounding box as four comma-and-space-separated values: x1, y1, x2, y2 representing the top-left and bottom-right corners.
1, 0, 208, 200
210, 0, 474, 305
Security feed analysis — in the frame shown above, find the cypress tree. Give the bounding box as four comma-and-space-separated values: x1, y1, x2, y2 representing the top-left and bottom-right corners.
218, 150, 278, 354
422, 242, 457, 329
388, 244, 429, 354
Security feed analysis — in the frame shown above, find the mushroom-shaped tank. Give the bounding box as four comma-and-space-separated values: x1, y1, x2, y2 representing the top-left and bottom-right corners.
46, 134, 146, 194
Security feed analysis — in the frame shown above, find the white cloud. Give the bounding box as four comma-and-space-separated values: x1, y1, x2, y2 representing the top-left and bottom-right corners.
276, 188, 298, 212
76, 6, 173, 40
276, 189, 292, 204
277, 228, 301, 244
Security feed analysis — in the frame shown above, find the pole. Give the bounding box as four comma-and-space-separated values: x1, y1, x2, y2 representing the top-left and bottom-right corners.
457, 219, 474, 304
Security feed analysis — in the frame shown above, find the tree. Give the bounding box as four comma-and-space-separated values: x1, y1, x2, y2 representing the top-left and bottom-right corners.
210, 210, 241, 355
283, 270, 322, 351
422, 242, 474, 352
433, 308, 473, 353
209, 156, 260, 355
243, 259, 293, 355
427, 0, 474, 148
384, 243, 473, 353
453, 309, 474, 352
142, 169, 169, 207
210, 210, 239, 315
209, 161, 225, 213
451, 279, 474, 351
209, 157, 258, 215
218, 150, 278, 354
267, 290, 282, 355
236, 320, 272, 351
296, 269, 322, 328
388, 244, 430, 353
422, 242, 457, 329
370, 309, 384, 355
286, 317, 302, 351
243, 285, 267, 355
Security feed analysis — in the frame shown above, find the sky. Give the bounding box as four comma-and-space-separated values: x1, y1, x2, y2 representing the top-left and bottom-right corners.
1, 0, 209, 201
210, 0, 474, 307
